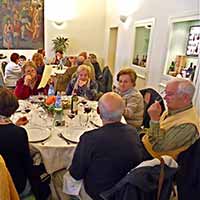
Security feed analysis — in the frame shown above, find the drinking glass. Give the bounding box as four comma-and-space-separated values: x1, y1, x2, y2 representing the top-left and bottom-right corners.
66, 111, 76, 130
84, 104, 92, 127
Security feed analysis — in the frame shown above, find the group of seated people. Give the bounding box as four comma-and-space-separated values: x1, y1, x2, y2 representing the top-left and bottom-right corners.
0, 49, 199, 200
2, 50, 106, 99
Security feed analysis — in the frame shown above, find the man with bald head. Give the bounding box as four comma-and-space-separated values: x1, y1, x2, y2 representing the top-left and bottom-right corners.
142, 78, 200, 160
68, 92, 142, 200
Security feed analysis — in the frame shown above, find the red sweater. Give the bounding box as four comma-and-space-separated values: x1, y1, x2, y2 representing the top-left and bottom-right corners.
14, 75, 49, 100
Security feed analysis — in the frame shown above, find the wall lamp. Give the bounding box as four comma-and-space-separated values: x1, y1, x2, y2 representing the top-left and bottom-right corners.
120, 15, 128, 23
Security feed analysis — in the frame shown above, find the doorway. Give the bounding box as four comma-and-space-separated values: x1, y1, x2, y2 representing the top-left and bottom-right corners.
107, 27, 118, 74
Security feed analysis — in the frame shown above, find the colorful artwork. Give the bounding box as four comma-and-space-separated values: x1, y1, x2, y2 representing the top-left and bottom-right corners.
0, 0, 44, 49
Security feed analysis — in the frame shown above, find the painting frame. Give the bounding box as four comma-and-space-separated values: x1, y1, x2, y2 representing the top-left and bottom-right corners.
0, 0, 44, 50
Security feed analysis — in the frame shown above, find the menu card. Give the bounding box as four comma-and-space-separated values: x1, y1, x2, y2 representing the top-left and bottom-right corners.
37, 65, 52, 89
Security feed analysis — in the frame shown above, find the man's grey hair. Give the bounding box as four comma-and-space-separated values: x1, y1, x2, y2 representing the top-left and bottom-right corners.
98, 96, 125, 121
169, 78, 195, 101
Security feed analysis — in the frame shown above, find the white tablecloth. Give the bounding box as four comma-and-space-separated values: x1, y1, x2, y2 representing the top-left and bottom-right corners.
12, 98, 102, 174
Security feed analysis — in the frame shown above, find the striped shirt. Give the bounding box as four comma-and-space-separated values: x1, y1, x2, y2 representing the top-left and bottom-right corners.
148, 105, 199, 152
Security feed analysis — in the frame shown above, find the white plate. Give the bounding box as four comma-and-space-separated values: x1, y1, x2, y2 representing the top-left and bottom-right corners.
61, 127, 86, 143
29, 95, 45, 103
25, 127, 51, 142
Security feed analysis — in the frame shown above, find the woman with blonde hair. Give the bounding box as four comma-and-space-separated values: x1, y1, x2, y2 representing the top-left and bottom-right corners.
14, 61, 48, 99
32, 53, 45, 75
66, 64, 98, 100
116, 67, 144, 128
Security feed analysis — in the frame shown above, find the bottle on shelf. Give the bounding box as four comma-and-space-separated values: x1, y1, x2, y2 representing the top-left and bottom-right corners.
191, 65, 196, 81
71, 91, 79, 115
48, 84, 55, 96
133, 54, 139, 65
186, 62, 193, 78
139, 55, 146, 67
168, 61, 175, 74
143, 55, 147, 67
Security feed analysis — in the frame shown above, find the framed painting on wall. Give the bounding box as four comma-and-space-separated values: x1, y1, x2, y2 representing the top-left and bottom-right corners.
0, 0, 44, 49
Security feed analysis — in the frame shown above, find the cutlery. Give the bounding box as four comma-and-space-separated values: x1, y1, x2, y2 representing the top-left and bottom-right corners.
57, 133, 75, 145
41, 134, 52, 145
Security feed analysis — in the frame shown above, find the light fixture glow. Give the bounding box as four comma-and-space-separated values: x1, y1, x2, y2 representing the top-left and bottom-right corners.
46, 0, 76, 25
117, 0, 144, 21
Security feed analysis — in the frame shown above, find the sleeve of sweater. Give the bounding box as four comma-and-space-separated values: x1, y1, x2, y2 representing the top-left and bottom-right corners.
148, 121, 199, 151
123, 92, 144, 119
0, 155, 20, 200
14, 78, 31, 100
69, 133, 93, 180
86, 80, 98, 100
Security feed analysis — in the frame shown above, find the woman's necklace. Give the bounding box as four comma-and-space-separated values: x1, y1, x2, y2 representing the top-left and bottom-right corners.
0, 115, 12, 125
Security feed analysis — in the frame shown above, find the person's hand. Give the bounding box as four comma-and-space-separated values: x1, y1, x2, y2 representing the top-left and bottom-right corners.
78, 80, 87, 87
148, 101, 162, 121
15, 116, 29, 126
24, 75, 32, 86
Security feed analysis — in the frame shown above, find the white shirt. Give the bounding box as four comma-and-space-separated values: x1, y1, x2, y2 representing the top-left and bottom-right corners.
4, 61, 22, 87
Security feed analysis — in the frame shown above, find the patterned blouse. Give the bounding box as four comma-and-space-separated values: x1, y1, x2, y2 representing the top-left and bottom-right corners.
66, 77, 98, 100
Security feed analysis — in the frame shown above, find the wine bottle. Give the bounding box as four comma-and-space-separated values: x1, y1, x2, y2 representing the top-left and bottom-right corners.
168, 61, 175, 74
54, 91, 64, 126
133, 55, 139, 65
71, 93, 78, 115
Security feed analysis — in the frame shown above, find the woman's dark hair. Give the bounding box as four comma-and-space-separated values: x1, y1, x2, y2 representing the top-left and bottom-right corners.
10, 53, 20, 63
117, 68, 137, 86
19, 55, 27, 60
56, 50, 63, 55
0, 88, 19, 117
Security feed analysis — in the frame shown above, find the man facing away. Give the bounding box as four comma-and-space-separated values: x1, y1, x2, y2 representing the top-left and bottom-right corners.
53, 92, 143, 200
142, 78, 200, 160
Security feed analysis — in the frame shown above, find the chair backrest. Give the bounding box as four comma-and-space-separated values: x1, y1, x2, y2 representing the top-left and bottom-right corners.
0, 67, 5, 87
0, 155, 20, 200
100, 66, 113, 93
140, 88, 165, 128
100, 156, 178, 200
176, 138, 200, 200
1, 61, 8, 75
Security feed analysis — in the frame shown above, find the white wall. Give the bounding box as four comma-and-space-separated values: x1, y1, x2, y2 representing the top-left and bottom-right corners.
0, 0, 106, 64
104, 0, 199, 89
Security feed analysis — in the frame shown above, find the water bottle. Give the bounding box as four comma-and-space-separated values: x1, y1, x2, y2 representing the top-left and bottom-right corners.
48, 84, 55, 96
55, 92, 62, 108
54, 92, 64, 126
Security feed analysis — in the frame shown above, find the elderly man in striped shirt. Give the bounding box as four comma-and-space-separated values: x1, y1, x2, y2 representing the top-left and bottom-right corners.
142, 78, 199, 160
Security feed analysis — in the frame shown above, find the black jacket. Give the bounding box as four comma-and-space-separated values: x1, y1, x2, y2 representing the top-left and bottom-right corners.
176, 138, 200, 200
99, 66, 113, 93
140, 88, 165, 128
101, 158, 177, 200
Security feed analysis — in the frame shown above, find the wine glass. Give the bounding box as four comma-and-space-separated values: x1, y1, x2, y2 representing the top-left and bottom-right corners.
84, 105, 92, 127
66, 111, 76, 130
38, 92, 45, 102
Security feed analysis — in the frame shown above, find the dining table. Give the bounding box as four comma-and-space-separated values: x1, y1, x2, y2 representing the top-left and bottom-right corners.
11, 95, 126, 200
12, 96, 102, 174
